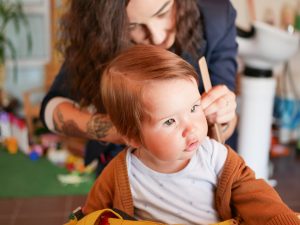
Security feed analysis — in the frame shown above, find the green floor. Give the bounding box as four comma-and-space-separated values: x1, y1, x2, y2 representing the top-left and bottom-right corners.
0, 146, 94, 198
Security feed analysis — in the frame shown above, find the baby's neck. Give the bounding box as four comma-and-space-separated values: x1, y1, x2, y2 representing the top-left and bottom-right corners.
133, 148, 190, 174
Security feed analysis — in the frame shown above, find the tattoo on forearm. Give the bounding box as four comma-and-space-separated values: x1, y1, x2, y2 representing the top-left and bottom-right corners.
54, 108, 87, 137
86, 114, 113, 140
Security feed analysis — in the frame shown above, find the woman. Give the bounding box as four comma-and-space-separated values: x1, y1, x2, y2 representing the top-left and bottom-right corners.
40, 0, 238, 175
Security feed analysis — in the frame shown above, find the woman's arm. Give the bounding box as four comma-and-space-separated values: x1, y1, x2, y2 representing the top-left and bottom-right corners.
198, 0, 238, 141
52, 101, 124, 144
40, 64, 124, 144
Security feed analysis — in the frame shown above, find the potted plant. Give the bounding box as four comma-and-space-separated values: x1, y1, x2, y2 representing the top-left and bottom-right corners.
0, 0, 32, 88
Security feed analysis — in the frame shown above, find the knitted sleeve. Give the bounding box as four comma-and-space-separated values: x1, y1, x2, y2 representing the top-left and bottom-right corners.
82, 150, 133, 216
216, 147, 300, 225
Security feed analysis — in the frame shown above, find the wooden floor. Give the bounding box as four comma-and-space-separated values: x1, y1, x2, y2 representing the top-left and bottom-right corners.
0, 195, 87, 225
271, 150, 300, 212
0, 149, 300, 225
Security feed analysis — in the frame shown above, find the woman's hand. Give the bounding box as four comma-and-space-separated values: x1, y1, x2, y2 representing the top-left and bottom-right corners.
201, 85, 237, 140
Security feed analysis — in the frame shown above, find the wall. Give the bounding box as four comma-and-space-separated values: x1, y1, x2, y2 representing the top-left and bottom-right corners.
231, 0, 300, 99
231, 0, 299, 29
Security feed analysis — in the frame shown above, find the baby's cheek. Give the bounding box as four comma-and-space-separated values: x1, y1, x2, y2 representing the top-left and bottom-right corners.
200, 114, 209, 135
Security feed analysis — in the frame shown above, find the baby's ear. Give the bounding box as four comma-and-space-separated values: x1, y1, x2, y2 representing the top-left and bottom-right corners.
125, 137, 142, 148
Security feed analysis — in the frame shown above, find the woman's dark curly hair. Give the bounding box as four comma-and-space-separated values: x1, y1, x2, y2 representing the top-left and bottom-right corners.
59, 0, 203, 112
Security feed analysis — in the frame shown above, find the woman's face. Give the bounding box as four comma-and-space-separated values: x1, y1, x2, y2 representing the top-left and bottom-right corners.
126, 0, 176, 49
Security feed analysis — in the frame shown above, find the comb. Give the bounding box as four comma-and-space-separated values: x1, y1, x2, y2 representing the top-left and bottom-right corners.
198, 57, 224, 143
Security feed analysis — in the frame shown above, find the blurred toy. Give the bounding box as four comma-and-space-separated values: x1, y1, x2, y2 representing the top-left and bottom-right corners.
28, 144, 43, 160
32, 144, 43, 155
47, 145, 70, 166
4, 137, 18, 154
40, 133, 61, 149
83, 159, 98, 174
57, 172, 91, 186
65, 154, 85, 173
0, 111, 30, 154
29, 150, 40, 160
57, 160, 97, 186
0, 111, 11, 139
270, 134, 290, 158
11, 115, 29, 154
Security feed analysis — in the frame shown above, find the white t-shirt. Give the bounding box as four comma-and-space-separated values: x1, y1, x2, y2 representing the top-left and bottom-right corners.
126, 137, 228, 225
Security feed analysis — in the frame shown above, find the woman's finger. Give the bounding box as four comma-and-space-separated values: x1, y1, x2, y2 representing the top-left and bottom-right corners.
201, 85, 231, 109
202, 93, 236, 116
206, 109, 236, 125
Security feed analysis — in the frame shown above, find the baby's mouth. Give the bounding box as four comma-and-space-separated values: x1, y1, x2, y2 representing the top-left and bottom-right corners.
185, 140, 199, 152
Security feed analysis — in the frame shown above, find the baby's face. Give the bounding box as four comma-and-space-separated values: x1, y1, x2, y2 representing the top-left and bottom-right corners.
138, 77, 208, 171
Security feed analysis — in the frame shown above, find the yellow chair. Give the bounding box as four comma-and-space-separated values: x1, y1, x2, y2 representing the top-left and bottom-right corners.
64, 208, 238, 225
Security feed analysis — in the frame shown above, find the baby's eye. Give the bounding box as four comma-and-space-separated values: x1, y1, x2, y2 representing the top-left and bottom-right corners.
164, 118, 175, 126
191, 104, 200, 113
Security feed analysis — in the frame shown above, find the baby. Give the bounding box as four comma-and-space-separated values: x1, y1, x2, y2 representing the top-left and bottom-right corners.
83, 45, 299, 225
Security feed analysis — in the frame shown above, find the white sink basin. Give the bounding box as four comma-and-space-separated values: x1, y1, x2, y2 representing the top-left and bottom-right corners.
237, 21, 300, 70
